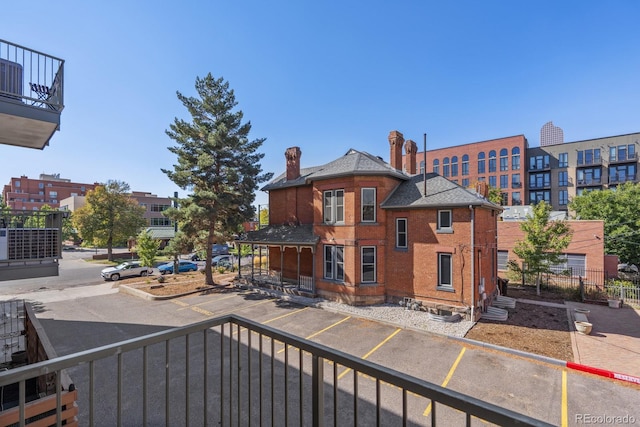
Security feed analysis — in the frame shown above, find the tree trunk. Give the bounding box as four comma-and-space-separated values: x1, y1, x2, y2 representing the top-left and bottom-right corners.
107, 236, 113, 262
536, 273, 541, 296
204, 229, 215, 286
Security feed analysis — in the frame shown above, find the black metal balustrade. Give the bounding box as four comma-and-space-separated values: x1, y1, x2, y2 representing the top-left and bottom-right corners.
0, 315, 552, 426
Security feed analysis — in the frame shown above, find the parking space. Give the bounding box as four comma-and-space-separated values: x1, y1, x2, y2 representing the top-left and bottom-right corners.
35, 287, 640, 426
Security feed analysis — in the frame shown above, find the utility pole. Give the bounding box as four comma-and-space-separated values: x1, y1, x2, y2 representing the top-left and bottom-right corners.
173, 191, 179, 275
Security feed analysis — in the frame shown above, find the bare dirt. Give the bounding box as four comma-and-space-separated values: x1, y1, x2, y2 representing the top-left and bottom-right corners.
465, 286, 573, 360
112, 271, 238, 296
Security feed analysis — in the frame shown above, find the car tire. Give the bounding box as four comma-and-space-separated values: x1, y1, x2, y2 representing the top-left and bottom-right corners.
161, 270, 168, 275
111, 273, 120, 281
140, 270, 148, 277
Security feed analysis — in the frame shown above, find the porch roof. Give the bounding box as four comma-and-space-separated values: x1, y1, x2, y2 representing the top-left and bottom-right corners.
240, 224, 318, 246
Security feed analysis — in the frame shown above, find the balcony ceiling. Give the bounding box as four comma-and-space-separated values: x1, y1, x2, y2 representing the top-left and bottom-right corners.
0, 100, 61, 150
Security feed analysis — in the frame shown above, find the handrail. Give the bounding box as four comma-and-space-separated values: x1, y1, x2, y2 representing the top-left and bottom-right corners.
0, 314, 552, 426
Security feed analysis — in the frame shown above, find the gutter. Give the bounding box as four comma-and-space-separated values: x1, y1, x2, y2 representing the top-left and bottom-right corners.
469, 205, 475, 321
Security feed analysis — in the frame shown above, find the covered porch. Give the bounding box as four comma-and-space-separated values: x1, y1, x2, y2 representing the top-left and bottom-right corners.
239, 224, 318, 295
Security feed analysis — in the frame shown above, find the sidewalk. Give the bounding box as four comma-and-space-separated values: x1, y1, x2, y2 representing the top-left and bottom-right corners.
565, 300, 640, 379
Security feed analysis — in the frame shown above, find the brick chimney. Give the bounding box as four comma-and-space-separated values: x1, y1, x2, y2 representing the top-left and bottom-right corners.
475, 181, 489, 199
404, 139, 418, 175
388, 131, 404, 171
285, 147, 302, 181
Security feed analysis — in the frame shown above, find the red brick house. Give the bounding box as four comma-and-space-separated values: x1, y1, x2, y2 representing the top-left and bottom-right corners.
242, 131, 502, 320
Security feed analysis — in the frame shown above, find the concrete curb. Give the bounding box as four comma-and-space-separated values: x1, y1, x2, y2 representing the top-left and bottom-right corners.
118, 283, 219, 301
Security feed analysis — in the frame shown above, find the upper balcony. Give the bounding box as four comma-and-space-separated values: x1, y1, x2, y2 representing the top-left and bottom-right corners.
0, 39, 64, 150
608, 152, 638, 165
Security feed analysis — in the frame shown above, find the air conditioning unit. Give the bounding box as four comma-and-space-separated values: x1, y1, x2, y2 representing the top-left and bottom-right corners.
0, 59, 23, 99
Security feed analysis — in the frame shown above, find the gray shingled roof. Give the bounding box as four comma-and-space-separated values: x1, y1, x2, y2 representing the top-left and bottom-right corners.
381, 173, 501, 209
240, 224, 318, 245
262, 149, 407, 191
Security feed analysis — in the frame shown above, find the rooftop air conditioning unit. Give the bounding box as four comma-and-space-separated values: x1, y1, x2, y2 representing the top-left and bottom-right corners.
0, 59, 23, 99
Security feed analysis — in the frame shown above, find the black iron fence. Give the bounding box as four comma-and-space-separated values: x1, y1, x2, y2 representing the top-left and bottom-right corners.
512, 267, 640, 307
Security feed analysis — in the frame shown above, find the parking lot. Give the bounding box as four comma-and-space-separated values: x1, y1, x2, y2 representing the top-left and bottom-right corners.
29, 283, 639, 426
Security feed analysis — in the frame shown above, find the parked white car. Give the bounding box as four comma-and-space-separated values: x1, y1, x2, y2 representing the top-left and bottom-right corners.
101, 261, 153, 281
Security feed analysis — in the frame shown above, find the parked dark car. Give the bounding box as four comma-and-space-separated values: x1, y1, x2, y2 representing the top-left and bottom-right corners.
158, 260, 199, 274
212, 254, 233, 268
190, 244, 230, 261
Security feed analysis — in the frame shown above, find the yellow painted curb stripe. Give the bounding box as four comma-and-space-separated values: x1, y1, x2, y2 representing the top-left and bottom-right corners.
338, 328, 402, 380
278, 316, 352, 355
561, 370, 567, 427
423, 347, 466, 417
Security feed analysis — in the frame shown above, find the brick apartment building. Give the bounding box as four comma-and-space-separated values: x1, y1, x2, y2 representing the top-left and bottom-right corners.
242, 131, 502, 319
3, 175, 174, 232
403, 135, 529, 207
3, 174, 96, 210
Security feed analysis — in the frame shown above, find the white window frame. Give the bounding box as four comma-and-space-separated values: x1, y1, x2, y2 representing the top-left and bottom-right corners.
361, 188, 376, 222
323, 189, 345, 224
324, 245, 344, 281
361, 246, 376, 283
437, 210, 452, 232
438, 253, 453, 289
396, 218, 407, 248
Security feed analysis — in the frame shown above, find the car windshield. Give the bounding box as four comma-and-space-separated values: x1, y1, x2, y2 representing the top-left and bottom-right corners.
115, 263, 130, 270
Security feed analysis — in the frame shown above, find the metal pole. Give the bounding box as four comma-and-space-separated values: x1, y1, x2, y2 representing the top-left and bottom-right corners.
423, 133, 427, 197
173, 191, 179, 275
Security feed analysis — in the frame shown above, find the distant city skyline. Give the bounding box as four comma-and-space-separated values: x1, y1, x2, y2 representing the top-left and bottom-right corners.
2, 1, 640, 208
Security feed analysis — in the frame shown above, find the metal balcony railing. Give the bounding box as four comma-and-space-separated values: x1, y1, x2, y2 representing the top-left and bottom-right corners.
0, 315, 551, 426
0, 39, 64, 112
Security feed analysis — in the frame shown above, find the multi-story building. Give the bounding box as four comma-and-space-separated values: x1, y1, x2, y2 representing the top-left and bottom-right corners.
528, 132, 640, 210
242, 131, 501, 319
402, 128, 640, 212
2, 174, 97, 210
59, 191, 174, 229
403, 135, 529, 207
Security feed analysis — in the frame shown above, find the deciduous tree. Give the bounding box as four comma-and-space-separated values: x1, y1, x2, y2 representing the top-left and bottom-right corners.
163, 74, 272, 285
512, 201, 572, 295
135, 229, 161, 268
569, 182, 640, 265
73, 180, 146, 261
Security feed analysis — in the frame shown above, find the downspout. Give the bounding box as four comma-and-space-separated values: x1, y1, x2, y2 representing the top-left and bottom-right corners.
469, 205, 475, 321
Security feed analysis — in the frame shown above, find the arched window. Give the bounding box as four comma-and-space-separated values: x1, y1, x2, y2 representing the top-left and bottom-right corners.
443, 157, 450, 177
500, 148, 508, 171
489, 150, 497, 173
478, 152, 486, 174
511, 147, 520, 170
462, 154, 469, 176
451, 156, 458, 177
432, 159, 439, 174
419, 160, 425, 174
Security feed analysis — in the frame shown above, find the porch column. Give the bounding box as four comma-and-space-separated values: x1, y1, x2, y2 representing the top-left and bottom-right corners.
297, 246, 301, 288
280, 246, 284, 285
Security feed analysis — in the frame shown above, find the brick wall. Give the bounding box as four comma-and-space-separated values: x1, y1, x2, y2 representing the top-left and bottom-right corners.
497, 220, 605, 271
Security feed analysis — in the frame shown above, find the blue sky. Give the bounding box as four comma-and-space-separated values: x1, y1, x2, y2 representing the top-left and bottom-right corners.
2, 1, 639, 209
